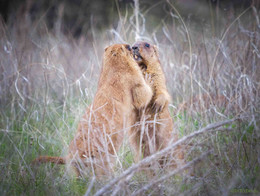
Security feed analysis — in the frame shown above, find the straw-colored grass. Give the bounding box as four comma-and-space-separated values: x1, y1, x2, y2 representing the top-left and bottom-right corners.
0, 1, 259, 195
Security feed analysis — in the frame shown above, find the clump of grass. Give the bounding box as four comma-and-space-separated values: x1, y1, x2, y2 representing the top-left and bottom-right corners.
0, 1, 259, 195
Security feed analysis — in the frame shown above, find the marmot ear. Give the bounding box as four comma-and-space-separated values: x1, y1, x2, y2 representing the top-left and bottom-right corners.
105, 46, 109, 52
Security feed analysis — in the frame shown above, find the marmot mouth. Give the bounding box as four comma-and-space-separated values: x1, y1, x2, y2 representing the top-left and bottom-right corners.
133, 52, 142, 62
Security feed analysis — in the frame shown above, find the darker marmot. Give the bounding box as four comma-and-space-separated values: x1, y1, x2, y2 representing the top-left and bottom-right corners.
129, 41, 180, 164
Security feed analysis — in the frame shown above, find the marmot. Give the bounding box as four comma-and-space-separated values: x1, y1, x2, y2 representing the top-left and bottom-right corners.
129, 41, 179, 164
33, 44, 153, 177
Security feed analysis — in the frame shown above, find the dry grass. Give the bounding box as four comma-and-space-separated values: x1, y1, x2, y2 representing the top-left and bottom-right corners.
0, 1, 259, 195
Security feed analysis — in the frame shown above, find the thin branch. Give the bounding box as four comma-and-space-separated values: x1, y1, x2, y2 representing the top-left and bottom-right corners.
93, 118, 239, 196
132, 150, 213, 196
84, 176, 96, 196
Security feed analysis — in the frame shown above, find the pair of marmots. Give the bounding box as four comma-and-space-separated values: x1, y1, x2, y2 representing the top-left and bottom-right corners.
34, 42, 178, 177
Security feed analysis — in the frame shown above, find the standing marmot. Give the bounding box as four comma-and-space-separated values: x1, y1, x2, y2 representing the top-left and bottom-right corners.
34, 44, 153, 177
129, 41, 179, 164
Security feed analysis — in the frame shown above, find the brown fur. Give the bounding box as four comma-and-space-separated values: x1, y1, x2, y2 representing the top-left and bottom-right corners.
33, 44, 153, 177
129, 41, 181, 164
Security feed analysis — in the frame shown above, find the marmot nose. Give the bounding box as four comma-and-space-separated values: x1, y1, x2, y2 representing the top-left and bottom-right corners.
132, 46, 138, 50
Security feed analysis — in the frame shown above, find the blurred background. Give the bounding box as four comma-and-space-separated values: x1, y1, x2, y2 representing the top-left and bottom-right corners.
0, 0, 259, 195
1, 0, 259, 102
0, 0, 256, 37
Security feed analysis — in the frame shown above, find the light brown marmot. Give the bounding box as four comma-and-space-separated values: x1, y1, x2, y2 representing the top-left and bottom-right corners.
33, 44, 153, 177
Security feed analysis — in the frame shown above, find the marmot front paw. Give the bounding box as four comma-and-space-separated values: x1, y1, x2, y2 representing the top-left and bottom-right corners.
152, 93, 168, 112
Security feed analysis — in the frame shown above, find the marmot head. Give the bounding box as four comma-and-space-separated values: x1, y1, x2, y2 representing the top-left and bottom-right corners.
102, 44, 136, 71
100, 44, 140, 80
103, 44, 136, 70
132, 41, 159, 68
104, 44, 132, 60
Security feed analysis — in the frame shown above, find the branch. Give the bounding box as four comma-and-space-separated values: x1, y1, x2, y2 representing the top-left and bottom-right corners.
131, 150, 213, 195
93, 118, 238, 196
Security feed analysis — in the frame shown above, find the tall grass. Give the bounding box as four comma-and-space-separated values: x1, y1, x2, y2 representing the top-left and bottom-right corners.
0, 1, 259, 195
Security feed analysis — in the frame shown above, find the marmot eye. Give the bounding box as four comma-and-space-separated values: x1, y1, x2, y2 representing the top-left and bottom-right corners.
126, 45, 131, 51
145, 43, 150, 48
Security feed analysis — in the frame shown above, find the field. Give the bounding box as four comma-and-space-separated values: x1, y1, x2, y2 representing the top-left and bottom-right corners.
0, 1, 259, 195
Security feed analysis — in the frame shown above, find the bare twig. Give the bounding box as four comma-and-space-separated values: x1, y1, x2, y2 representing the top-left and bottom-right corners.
84, 176, 96, 196
131, 150, 213, 196
93, 118, 239, 196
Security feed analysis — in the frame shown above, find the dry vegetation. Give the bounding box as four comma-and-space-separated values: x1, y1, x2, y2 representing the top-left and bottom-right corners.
0, 1, 259, 195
